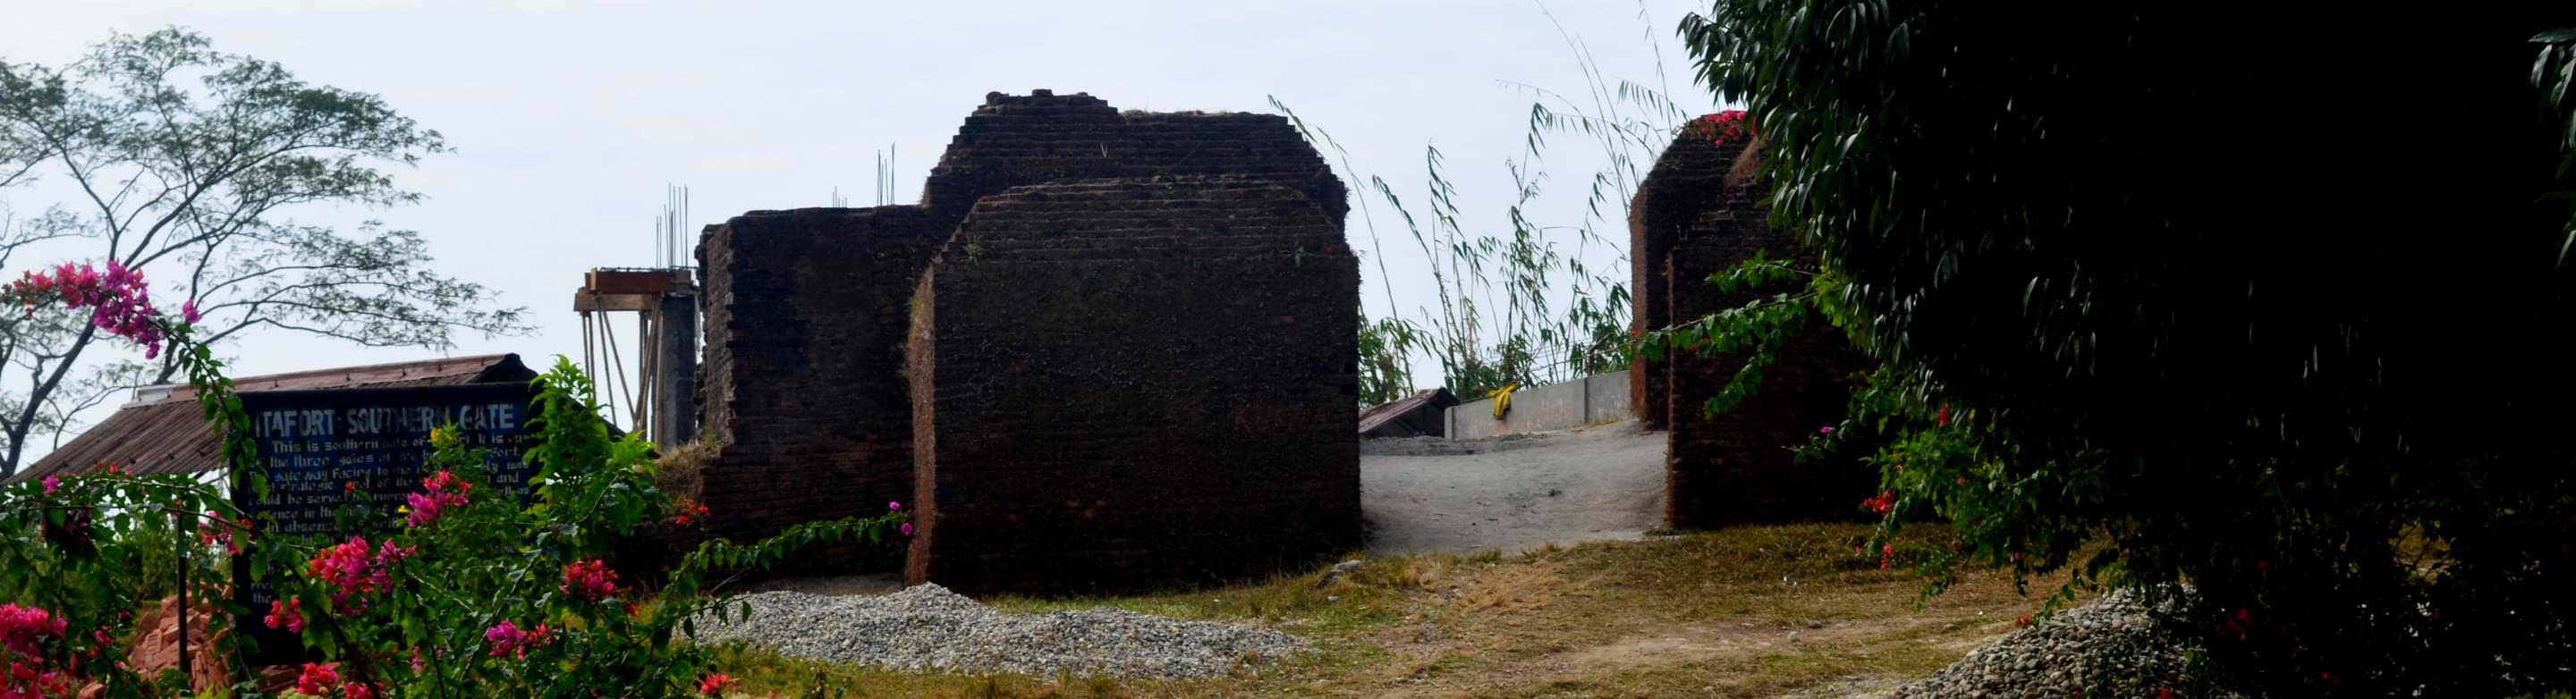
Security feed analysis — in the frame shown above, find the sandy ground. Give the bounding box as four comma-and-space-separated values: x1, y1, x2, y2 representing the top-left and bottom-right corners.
1360, 419, 1666, 555
750, 420, 1667, 595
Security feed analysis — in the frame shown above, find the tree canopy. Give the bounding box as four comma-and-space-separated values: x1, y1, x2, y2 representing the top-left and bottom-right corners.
0, 28, 529, 476
1676, 3, 2576, 695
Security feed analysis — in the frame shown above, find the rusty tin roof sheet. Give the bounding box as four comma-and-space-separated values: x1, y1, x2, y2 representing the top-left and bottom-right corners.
4, 354, 534, 484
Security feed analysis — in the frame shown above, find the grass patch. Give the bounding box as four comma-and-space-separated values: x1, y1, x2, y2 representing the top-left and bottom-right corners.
712, 524, 2077, 698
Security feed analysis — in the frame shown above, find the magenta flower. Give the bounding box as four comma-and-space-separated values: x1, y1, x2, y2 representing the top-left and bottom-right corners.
404, 470, 472, 527
38, 476, 57, 495
900, 522, 914, 536
10, 260, 170, 358
888, 501, 902, 511
558, 560, 619, 602
485, 620, 528, 658
295, 662, 340, 696
306, 535, 413, 613
1818, 425, 1835, 434
0, 602, 70, 658
265, 599, 307, 633
182, 299, 202, 324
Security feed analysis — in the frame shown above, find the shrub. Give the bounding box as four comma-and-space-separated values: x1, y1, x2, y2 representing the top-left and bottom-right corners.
1659, 4, 2576, 695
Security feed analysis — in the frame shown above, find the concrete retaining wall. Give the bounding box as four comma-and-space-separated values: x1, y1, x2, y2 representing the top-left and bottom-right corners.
1445, 371, 1633, 440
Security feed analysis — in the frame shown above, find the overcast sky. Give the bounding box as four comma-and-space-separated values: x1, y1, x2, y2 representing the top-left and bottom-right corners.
1, 0, 1718, 456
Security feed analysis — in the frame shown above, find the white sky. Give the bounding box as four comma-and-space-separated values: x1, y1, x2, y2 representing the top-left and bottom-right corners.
0, 0, 1718, 458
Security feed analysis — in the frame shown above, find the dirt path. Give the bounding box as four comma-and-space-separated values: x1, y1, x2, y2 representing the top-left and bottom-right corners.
757, 421, 1667, 596
1360, 420, 1665, 555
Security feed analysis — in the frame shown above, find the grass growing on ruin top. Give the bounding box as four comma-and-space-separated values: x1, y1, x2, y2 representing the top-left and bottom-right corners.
708, 523, 2089, 698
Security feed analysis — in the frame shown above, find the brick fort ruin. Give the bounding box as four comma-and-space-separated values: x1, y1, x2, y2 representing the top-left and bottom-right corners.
692, 91, 1360, 594
1630, 122, 1875, 529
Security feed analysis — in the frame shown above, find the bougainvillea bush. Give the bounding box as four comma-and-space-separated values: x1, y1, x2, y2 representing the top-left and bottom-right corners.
0, 259, 905, 698
261, 358, 906, 698
0, 262, 238, 698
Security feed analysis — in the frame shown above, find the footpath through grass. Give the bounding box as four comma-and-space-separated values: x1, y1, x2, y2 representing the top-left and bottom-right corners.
712, 524, 2080, 699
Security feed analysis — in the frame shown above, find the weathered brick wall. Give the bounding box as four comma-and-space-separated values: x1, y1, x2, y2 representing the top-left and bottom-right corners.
693, 206, 946, 569
695, 90, 1360, 585
1629, 131, 1741, 430
697, 223, 740, 450
905, 179, 1360, 594
1649, 144, 1878, 529
919, 91, 1347, 226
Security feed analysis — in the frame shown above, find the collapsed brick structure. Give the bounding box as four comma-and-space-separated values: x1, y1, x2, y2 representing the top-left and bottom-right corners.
905, 179, 1359, 594
1631, 125, 1876, 529
695, 91, 1360, 588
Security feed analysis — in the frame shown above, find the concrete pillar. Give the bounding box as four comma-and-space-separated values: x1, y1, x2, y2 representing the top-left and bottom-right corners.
654, 291, 698, 448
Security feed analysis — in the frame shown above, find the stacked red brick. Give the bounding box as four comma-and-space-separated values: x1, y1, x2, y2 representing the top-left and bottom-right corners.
1632, 125, 1877, 529
904, 179, 1359, 594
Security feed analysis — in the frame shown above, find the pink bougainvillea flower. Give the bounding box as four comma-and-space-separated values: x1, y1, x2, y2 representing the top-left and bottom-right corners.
343, 681, 377, 699
1685, 110, 1753, 145
294, 662, 339, 695
0, 603, 69, 660
37, 476, 55, 495
485, 620, 529, 659
558, 560, 619, 602
306, 536, 412, 613
1818, 425, 1835, 434
10, 261, 170, 358
1859, 491, 1895, 516
483, 620, 555, 660
900, 522, 914, 536
699, 673, 736, 696
180, 299, 201, 325
198, 510, 243, 555
888, 501, 902, 511
264, 599, 306, 633
404, 470, 472, 527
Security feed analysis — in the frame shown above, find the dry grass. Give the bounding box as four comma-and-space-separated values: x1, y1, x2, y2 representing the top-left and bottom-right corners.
711, 524, 2086, 699
655, 439, 716, 505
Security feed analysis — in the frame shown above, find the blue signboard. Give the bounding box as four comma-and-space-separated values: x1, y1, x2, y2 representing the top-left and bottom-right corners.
228, 383, 541, 664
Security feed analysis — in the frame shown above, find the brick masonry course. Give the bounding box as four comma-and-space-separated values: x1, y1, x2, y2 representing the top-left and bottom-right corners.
904, 179, 1360, 594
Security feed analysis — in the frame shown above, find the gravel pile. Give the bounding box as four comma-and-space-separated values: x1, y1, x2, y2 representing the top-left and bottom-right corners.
688, 585, 1305, 679
1895, 589, 2252, 699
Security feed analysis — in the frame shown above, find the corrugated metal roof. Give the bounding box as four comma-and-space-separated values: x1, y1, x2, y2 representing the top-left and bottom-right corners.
1359, 388, 1460, 437
5, 354, 535, 484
